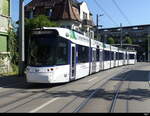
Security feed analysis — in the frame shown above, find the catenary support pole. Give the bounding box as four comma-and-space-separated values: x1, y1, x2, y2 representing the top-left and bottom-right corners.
120, 23, 123, 48
19, 0, 25, 76
148, 34, 150, 62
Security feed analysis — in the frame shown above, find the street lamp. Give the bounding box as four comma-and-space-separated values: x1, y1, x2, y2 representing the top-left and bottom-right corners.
19, 0, 25, 76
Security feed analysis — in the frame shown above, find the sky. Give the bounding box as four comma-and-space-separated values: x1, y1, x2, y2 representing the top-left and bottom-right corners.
11, 0, 150, 28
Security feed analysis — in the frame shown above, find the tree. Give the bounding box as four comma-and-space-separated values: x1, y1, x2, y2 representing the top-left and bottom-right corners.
125, 36, 133, 44
8, 24, 19, 65
8, 23, 19, 73
25, 15, 60, 37
107, 37, 115, 45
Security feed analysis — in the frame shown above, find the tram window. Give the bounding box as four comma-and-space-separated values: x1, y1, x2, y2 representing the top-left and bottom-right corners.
28, 35, 68, 66
55, 39, 68, 65
78, 45, 89, 63
119, 53, 123, 60
104, 50, 110, 61
116, 52, 118, 60
111, 52, 114, 60
129, 54, 135, 59
96, 49, 100, 61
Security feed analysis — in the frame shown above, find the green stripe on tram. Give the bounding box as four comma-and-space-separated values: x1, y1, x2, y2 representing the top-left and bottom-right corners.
70, 31, 77, 40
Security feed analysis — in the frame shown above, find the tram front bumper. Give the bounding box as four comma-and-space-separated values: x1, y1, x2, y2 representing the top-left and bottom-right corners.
26, 72, 52, 84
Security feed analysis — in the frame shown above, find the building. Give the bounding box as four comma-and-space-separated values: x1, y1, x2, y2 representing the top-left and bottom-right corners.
0, 0, 11, 73
25, 0, 95, 39
79, 2, 95, 39
99, 24, 150, 62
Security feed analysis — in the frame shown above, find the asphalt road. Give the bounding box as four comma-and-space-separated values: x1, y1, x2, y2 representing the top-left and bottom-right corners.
0, 63, 149, 113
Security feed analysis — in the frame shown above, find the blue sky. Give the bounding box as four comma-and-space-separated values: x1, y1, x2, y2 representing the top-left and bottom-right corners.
11, 0, 150, 28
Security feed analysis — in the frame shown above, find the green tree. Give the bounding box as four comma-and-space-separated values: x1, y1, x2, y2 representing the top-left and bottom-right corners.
8, 23, 19, 73
125, 36, 133, 44
8, 26, 19, 65
25, 15, 60, 37
107, 37, 115, 45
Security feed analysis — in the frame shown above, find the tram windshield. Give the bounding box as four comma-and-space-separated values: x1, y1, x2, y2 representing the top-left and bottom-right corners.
28, 33, 68, 67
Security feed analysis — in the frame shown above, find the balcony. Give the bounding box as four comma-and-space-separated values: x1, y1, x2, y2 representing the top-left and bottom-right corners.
82, 19, 94, 27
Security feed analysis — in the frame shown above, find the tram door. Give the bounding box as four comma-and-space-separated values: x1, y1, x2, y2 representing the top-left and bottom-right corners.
92, 49, 96, 73
114, 52, 116, 67
70, 44, 76, 81
100, 50, 103, 70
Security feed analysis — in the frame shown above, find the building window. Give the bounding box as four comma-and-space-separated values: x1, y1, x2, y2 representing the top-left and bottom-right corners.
29, 10, 33, 19
45, 8, 52, 17
83, 12, 87, 20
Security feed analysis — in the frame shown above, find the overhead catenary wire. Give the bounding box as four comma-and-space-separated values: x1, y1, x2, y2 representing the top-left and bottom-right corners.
94, 0, 118, 26
112, 0, 132, 25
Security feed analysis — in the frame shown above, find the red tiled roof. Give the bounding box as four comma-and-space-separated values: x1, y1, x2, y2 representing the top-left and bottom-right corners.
51, 0, 81, 22
25, 0, 81, 22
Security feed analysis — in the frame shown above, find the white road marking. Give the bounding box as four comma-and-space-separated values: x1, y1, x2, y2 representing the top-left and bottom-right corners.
88, 77, 99, 82
29, 98, 60, 113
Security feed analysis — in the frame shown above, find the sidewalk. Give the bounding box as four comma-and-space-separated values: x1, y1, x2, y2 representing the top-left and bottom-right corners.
0, 74, 26, 87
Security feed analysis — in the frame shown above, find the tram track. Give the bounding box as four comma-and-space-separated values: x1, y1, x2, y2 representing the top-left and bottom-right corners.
73, 70, 130, 113
70, 64, 148, 113
2, 66, 130, 113
109, 71, 129, 113
126, 81, 130, 113
0, 63, 148, 113
57, 66, 132, 113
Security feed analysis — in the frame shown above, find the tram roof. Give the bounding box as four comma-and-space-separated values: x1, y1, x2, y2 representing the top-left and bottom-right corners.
32, 27, 137, 53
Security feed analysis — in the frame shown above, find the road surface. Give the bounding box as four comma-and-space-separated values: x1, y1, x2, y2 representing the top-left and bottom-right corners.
0, 63, 149, 113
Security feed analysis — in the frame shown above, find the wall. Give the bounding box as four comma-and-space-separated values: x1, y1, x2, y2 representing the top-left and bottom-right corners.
0, 34, 7, 52
79, 2, 90, 20
0, 0, 10, 52
0, 0, 11, 74
3, 0, 9, 16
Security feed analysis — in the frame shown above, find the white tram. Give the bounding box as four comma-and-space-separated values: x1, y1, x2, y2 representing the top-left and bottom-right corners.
25, 27, 137, 84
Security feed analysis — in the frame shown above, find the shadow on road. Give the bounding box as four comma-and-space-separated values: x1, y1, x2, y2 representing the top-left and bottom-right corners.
0, 75, 68, 90
0, 69, 149, 101
111, 70, 149, 82
39, 69, 150, 102
41, 88, 150, 102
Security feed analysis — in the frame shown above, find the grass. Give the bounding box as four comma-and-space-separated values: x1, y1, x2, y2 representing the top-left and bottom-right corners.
0, 71, 19, 77
0, 64, 19, 77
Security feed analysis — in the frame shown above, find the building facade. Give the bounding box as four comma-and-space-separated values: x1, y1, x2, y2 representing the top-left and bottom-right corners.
99, 24, 150, 62
25, 0, 95, 39
79, 2, 94, 39
0, 0, 11, 74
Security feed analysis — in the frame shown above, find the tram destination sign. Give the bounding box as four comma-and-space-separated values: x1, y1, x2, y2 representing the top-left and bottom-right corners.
32, 30, 57, 35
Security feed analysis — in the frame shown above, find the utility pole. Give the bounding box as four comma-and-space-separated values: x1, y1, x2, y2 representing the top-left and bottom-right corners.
19, 0, 25, 76
96, 14, 103, 41
96, 14, 99, 41
120, 23, 123, 48
148, 33, 150, 62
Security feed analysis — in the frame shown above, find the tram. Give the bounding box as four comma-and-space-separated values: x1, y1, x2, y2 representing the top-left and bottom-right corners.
25, 27, 137, 84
